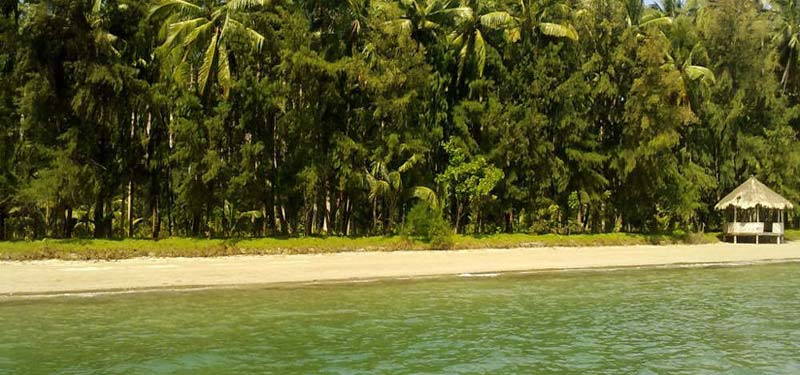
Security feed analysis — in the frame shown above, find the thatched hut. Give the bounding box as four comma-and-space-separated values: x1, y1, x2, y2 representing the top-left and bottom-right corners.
715, 176, 794, 244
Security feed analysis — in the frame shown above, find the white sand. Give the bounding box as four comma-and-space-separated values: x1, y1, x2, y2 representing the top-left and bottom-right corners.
1, 242, 799, 296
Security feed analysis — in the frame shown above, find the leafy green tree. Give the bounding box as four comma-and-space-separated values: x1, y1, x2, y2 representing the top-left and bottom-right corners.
150, 0, 266, 99
438, 139, 503, 233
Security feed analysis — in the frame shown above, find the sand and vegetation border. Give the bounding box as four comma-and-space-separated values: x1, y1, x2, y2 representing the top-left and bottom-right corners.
1, 231, 776, 261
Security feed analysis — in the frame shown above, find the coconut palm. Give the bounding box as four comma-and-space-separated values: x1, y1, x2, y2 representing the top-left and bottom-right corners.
446, 0, 579, 80
662, 44, 715, 108
501, 0, 579, 44
447, 0, 511, 80
624, 0, 672, 29
149, 0, 266, 99
650, 0, 684, 18
773, 0, 800, 91
385, 0, 471, 45
366, 154, 439, 231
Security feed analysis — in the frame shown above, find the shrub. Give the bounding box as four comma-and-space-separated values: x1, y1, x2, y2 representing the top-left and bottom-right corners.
402, 202, 453, 249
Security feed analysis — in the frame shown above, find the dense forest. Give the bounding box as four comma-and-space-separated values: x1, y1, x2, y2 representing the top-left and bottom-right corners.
0, 0, 798, 240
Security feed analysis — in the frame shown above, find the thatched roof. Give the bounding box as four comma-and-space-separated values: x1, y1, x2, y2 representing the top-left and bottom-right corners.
715, 176, 794, 210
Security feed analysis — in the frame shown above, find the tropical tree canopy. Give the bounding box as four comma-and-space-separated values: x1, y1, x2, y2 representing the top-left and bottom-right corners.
0, 0, 798, 240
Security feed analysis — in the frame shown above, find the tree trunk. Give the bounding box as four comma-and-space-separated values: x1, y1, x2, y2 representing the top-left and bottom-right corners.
310, 199, 318, 235
205, 194, 213, 238
0, 208, 6, 241
782, 49, 793, 92
265, 195, 275, 235
108, 198, 113, 238
342, 196, 351, 236
152, 200, 160, 239
322, 189, 330, 235
127, 179, 134, 238
279, 203, 289, 235
305, 204, 314, 236
93, 198, 105, 238
455, 203, 463, 234
372, 199, 378, 234
64, 206, 73, 238
45, 204, 52, 238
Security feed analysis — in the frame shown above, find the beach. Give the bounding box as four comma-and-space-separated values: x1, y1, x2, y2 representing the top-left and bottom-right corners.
1, 242, 799, 296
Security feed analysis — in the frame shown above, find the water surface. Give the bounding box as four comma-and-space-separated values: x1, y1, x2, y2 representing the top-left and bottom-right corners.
2, 263, 800, 374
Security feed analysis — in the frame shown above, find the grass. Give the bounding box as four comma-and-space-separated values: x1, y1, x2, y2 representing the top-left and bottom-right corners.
0, 231, 720, 261
785, 229, 800, 242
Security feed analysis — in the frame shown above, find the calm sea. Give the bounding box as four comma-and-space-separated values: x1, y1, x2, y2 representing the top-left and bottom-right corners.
2, 263, 800, 374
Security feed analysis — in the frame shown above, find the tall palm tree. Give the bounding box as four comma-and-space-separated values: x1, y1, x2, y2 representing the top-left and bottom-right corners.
773, 0, 800, 91
502, 0, 579, 44
650, 0, 684, 18
149, 0, 266, 99
624, 0, 672, 29
447, 0, 511, 80
662, 45, 715, 108
366, 154, 439, 231
446, 0, 579, 80
385, 0, 471, 45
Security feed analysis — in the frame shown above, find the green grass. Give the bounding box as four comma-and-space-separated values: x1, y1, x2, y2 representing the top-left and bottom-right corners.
0, 231, 720, 261
450, 231, 719, 249
785, 229, 800, 242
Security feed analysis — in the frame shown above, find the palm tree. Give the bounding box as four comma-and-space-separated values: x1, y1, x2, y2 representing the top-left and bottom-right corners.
366, 154, 439, 232
662, 44, 715, 108
149, 0, 266, 99
502, 0, 579, 44
385, 0, 471, 45
446, 0, 580, 80
773, 0, 800, 91
623, 0, 672, 30
447, 0, 511, 80
650, 0, 684, 18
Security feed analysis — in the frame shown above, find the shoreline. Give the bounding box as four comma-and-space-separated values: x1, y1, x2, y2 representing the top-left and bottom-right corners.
1, 242, 799, 298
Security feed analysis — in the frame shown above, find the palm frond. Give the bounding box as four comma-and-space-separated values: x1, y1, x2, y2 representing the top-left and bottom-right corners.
480, 11, 515, 29
457, 37, 469, 80
441, 6, 474, 21
384, 19, 413, 34
410, 186, 439, 209
198, 31, 219, 96
388, 171, 403, 191
685, 65, 715, 83
158, 23, 197, 59
639, 15, 672, 27
181, 19, 214, 49
227, 0, 268, 11
398, 154, 422, 173
149, 0, 202, 20
218, 44, 232, 98
538, 22, 578, 41
474, 30, 487, 77
227, 19, 265, 49
239, 210, 263, 222
368, 177, 391, 201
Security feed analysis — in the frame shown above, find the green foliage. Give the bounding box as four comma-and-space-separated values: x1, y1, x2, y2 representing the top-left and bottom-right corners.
401, 202, 453, 248
0, 0, 798, 243
0, 231, 718, 260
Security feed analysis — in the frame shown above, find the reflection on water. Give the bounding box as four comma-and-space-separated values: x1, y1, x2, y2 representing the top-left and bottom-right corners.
2, 263, 800, 374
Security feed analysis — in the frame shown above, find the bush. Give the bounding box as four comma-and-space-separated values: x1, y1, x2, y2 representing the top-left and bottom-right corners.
402, 203, 453, 249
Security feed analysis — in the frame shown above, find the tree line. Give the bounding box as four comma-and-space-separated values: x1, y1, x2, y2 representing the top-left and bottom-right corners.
0, 0, 798, 240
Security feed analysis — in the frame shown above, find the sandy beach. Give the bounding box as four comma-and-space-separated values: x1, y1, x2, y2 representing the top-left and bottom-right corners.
1, 242, 799, 296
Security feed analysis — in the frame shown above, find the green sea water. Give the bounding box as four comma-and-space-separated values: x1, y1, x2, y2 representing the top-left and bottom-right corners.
2, 263, 800, 374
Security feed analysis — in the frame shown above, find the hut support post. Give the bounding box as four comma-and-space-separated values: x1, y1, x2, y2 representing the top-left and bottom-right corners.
755, 206, 760, 244
733, 207, 737, 244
